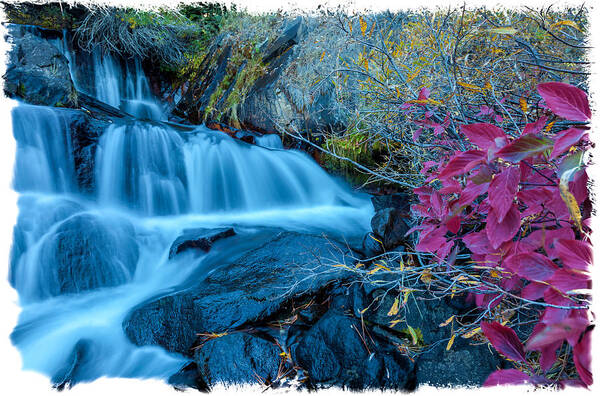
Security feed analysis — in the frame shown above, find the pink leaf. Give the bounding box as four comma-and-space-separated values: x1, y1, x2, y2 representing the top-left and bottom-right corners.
555, 239, 592, 271
446, 215, 461, 234
503, 252, 558, 282
461, 123, 506, 150
573, 329, 593, 385
484, 369, 531, 386
538, 82, 591, 122
416, 225, 447, 253
550, 128, 587, 159
488, 167, 520, 222
457, 181, 489, 207
437, 150, 486, 180
570, 169, 588, 204
418, 87, 430, 100
540, 341, 562, 371
481, 321, 527, 363
496, 135, 553, 163
486, 204, 520, 249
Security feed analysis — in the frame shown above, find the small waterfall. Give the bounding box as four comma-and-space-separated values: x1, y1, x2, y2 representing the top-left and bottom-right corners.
11, 105, 76, 194
8, 23, 374, 388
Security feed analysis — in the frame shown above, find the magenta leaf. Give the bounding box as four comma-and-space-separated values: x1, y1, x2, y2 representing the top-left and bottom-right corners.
484, 369, 531, 386
538, 82, 591, 122
496, 135, 553, 163
539, 341, 562, 371
457, 181, 489, 208
481, 321, 527, 363
504, 252, 558, 282
416, 225, 447, 253
548, 269, 591, 294
573, 329, 593, 385
526, 317, 588, 350
488, 167, 520, 222
522, 116, 548, 135
437, 150, 486, 179
486, 204, 520, 249
461, 123, 506, 150
555, 239, 592, 271
550, 128, 586, 159
463, 231, 494, 255
521, 281, 549, 300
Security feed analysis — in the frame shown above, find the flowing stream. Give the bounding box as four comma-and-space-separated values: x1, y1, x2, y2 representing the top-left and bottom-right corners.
8, 28, 373, 386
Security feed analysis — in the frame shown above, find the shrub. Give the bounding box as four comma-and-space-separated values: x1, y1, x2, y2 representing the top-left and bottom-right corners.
410, 81, 592, 387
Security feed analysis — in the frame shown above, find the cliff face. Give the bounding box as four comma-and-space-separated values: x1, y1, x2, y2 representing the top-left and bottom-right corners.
167, 14, 361, 136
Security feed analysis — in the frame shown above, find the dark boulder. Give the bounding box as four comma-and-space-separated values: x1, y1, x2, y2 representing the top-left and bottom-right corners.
371, 193, 413, 212
364, 291, 502, 387
4, 32, 76, 107
194, 333, 281, 387
361, 232, 384, 258
261, 16, 304, 64
291, 310, 415, 390
168, 227, 236, 259
370, 208, 410, 249
124, 231, 355, 355
38, 213, 138, 298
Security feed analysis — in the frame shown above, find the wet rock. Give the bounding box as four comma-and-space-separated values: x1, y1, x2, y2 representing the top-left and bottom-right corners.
194, 333, 281, 387
291, 310, 415, 390
361, 231, 384, 258
371, 193, 413, 212
124, 231, 355, 355
4, 32, 76, 107
168, 227, 236, 259
40, 213, 138, 297
370, 208, 410, 249
51, 339, 94, 390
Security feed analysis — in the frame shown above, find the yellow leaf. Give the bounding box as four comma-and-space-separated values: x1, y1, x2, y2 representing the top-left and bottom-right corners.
446, 334, 456, 351
407, 324, 418, 345
462, 327, 481, 338
489, 27, 518, 35
490, 269, 502, 278
439, 315, 455, 327
320, 50, 326, 62
550, 20, 582, 32
395, 86, 401, 98
457, 81, 482, 92
403, 289, 411, 305
360, 307, 369, 315
519, 97, 528, 114
420, 269, 432, 284
359, 16, 367, 36
545, 120, 556, 132
559, 183, 582, 231
389, 319, 401, 328
387, 297, 400, 316
348, 20, 353, 33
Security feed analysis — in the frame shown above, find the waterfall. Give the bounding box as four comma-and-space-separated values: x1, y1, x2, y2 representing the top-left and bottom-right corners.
8, 26, 374, 387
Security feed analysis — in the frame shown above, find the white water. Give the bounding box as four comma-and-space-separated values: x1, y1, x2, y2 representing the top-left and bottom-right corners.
8, 27, 373, 387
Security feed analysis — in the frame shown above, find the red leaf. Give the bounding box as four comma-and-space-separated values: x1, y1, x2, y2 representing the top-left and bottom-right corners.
488, 167, 520, 222
524, 227, 574, 259
461, 123, 506, 150
570, 169, 588, 204
548, 269, 590, 294
496, 135, 553, 163
526, 317, 588, 350
416, 225, 447, 253
504, 252, 558, 282
540, 341, 562, 371
481, 321, 526, 362
555, 239, 592, 271
538, 82, 591, 122
446, 215, 461, 234
484, 369, 530, 386
550, 128, 586, 159
573, 329, 593, 385
486, 204, 520, 249
437, 150, 486, 179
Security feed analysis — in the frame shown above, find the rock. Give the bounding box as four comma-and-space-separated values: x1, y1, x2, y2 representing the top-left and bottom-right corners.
38, 213, 138, 298
371, 193, 413, 212
370, 208, 410, 249
194, 333, 281, 387
416, 337, 502, 387
124, 231, 355, 355
361, 232, 384, 258
4, 32, 76, 107
291, 310, 415, 390
168, 227, 236, 259
51, 339, 95, 390
261, 16, 304, 64
364, 291, 501, 387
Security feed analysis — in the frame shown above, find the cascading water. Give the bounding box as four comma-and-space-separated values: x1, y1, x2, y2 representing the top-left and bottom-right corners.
8, 29, 374, 387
